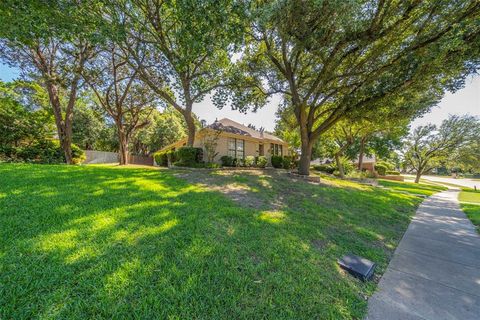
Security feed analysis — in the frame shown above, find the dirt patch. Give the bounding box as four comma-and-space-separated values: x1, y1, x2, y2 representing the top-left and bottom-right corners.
174, 169, 274, 210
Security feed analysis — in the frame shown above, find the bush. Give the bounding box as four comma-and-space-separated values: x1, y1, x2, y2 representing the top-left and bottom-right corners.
386, 170, 400, 175
374, 164, 387, 176
271, 155, 283, 168
194, 147, 203, 163
220, 155, 234, 167
14, 140, 84, 164
71, 144, 86, 164
154, 151, 168, 166
376, 160, 395, 171
244, 156, 255, 167
313, 164, 335, 174
282, 156, 294, 170
175, 147, 201, 166
256, 156, 267, 168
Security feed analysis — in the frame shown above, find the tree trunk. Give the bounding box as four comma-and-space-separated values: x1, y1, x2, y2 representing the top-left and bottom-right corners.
184, 112, 196, 146
358, 137, 365, 170
46, 81, 73, 164
414, 169, 422, 183
335, 152, 345, 178
117, 127, 128, 165
298, 139, 313, 176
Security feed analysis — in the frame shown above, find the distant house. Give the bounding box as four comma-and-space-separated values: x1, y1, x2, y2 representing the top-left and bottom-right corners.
158, 118, 289, 164
311, 155, 377, 173
354, 155, 376, 172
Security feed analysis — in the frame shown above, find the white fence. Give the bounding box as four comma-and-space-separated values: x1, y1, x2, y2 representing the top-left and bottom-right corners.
84, 150, 119, 164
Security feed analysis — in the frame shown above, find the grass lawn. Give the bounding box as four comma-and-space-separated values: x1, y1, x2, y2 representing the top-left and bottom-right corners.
378, 179, 447, 196
0, 164, 440, 319
459, 188, 480, 232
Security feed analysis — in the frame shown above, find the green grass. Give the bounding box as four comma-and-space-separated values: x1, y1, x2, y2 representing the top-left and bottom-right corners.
0, 164, 440, 319
378, 179, 447, 196
459, 188, 480, 232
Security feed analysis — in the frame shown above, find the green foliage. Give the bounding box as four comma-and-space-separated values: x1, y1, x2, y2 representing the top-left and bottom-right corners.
386, 171, 401, 176
220, 0, 480, 175
313, 164, 335, 174
271, 155, 282, 168
374, 164, 387, 176
0, 81, 54, 148
282, 156, 294, 170
174, 147, 202, 166
154, 151, 168, 167
256, 156, 267, 168
403, 115, 479, 182
244, 155, 255, 167
131, 107, 188, 155
376, 161, 395, 171
72, 98, 107, 150
11, 140, 84, 164
220, 155, 234, 167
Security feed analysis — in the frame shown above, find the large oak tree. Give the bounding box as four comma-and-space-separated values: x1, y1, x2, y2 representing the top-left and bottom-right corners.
0, 1, 99, 163
222, 0, 480, 175
106, 0, 244, 146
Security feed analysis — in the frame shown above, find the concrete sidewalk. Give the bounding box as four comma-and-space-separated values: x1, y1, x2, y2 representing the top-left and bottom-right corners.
366, 189, 480, 320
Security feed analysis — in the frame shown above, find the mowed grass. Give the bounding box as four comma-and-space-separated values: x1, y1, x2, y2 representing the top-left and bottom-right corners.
0, 164, 436, 319
378, 179, 447, 196
459, 188, 480, 232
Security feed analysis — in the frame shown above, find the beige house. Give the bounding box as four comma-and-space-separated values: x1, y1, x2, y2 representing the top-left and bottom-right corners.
159, 118, 289, 164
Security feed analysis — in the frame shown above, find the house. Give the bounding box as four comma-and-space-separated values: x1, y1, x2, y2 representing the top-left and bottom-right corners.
354, 155, 376, 172
159, 118, 289, 164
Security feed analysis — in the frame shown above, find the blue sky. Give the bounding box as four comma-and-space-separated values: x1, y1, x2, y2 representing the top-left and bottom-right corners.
1, 62, 479, 131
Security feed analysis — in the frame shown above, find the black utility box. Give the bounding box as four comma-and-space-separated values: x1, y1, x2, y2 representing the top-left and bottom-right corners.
337, 254, 376, 281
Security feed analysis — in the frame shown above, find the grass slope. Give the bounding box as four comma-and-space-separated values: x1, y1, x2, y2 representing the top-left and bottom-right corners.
0, 164, 437, 319
459, 188, 480, 232
378, 179, 447, 196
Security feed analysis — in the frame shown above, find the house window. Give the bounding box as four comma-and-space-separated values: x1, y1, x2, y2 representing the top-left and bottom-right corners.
228, 138, 245, 159
270, 143, 283, 156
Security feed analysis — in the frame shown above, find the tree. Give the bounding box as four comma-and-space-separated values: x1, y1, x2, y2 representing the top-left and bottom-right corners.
0, 81, 54, 150
402, 115, 478, 183
72, 95, 108, 150
130, 107, 188, 156
83, 44, 155, 165
202, 129, 222, 163
0, 1, 98, 163
221, 1, 480, 175
106, 0, 244, 146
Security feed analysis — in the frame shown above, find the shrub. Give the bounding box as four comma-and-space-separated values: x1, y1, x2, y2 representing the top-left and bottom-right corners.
386, 170, 400, 175
175, 147, 201, 166
244, 156, 255, 167
14, 140, 84, 164
313, 164, 335, 174
271, 155, 283, 168
194, 147, 203, 163
377, 160, 395, 171
154, 151, 168, 166
282, 156, 294, 170
374, 164, 387, 176
256, 156, 267, 168
220, 155, 234, 167
71, 144, 86, 164
340, 159, 355, 174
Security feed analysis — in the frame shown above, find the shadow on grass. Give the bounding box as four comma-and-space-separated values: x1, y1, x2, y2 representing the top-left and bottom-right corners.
0, 164, 423, 319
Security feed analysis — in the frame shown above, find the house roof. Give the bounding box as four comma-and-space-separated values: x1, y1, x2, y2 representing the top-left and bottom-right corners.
207, 118, 285, 143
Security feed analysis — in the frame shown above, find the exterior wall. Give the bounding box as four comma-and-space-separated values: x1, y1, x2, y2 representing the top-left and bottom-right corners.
358, 162, 375, 172
160, 130, 289, 165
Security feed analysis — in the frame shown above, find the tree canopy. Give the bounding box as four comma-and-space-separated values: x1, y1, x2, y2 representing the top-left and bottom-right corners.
220, 0, 480, 174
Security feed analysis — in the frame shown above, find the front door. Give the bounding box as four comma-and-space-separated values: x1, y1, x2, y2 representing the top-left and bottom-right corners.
259, 144, 264, 156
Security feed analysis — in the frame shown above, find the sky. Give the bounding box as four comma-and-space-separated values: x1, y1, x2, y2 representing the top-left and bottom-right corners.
1, 62, 479, 131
